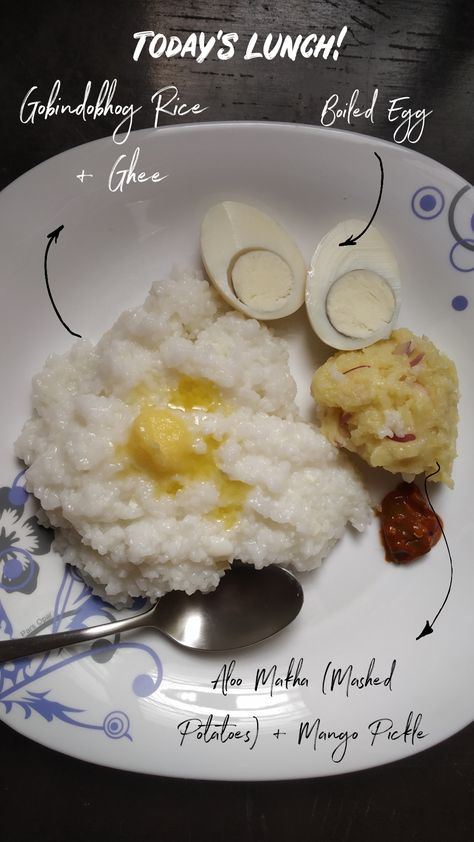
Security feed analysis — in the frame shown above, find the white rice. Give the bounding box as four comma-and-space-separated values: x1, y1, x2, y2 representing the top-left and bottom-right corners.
15, 270, 371, 606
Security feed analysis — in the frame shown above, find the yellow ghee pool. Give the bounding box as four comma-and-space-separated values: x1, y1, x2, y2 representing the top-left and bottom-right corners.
120, 377, 250, 527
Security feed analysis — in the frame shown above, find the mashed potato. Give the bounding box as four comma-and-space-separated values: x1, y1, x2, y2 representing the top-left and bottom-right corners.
15, 270, 371, 607
311, 327, 459, 486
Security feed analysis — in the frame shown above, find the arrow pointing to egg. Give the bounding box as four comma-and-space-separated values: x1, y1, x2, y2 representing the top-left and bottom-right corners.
339, 152, 384, 246
416, 464, 453, 640
44, 225, 82, 338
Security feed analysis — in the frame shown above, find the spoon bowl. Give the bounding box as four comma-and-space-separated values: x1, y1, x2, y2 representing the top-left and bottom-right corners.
158, 561, 304, 650
0, 562, 304, 663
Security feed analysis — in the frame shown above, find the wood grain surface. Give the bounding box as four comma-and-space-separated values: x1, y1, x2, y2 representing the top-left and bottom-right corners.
1, 1, 473, 840
2, 0, 473, 186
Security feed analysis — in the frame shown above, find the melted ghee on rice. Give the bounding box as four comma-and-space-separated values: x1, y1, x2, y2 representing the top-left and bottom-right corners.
119, 376, 250, 527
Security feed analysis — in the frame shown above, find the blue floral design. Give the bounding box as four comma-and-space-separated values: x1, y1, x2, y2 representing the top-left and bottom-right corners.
411, 183, 473, 311
0, 472, 163, 742
0, 471, 53, 594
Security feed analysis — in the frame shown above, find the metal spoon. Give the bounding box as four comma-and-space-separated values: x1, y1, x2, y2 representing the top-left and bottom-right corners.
0, 562, 303, 663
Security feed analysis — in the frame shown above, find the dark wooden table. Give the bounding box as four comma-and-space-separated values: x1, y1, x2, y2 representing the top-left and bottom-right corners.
1, 2, 473, 840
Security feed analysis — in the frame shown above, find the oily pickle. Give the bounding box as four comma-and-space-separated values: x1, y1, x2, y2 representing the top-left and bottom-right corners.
378, 481, 442, 564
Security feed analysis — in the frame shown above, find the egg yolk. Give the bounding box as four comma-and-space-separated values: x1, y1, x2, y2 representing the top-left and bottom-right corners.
121, 377, 250, 528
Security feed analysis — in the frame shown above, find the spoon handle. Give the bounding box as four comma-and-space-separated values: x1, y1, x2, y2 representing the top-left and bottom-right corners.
0, 605, 156, 664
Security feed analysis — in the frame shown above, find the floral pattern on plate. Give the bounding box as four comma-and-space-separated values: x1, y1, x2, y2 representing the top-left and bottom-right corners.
0, 471, 163, 741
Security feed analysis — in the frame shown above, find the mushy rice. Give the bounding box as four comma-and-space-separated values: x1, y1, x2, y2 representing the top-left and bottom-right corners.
15, 270, 371, 606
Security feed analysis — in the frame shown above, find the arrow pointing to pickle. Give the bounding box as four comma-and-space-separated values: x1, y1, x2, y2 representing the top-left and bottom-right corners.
416, 463, 453, 640
44, 225, 82, 338
339, 152, 384, 246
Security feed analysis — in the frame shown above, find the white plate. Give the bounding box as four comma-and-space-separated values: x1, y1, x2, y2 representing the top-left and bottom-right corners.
0, 123, 473, 779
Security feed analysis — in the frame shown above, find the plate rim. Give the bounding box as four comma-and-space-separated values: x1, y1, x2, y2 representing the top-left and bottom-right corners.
1, 120, 472, 202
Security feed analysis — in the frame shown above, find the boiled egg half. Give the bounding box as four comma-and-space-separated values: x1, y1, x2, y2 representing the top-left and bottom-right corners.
306, 219, 401, 350
201, 201, 306, 319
